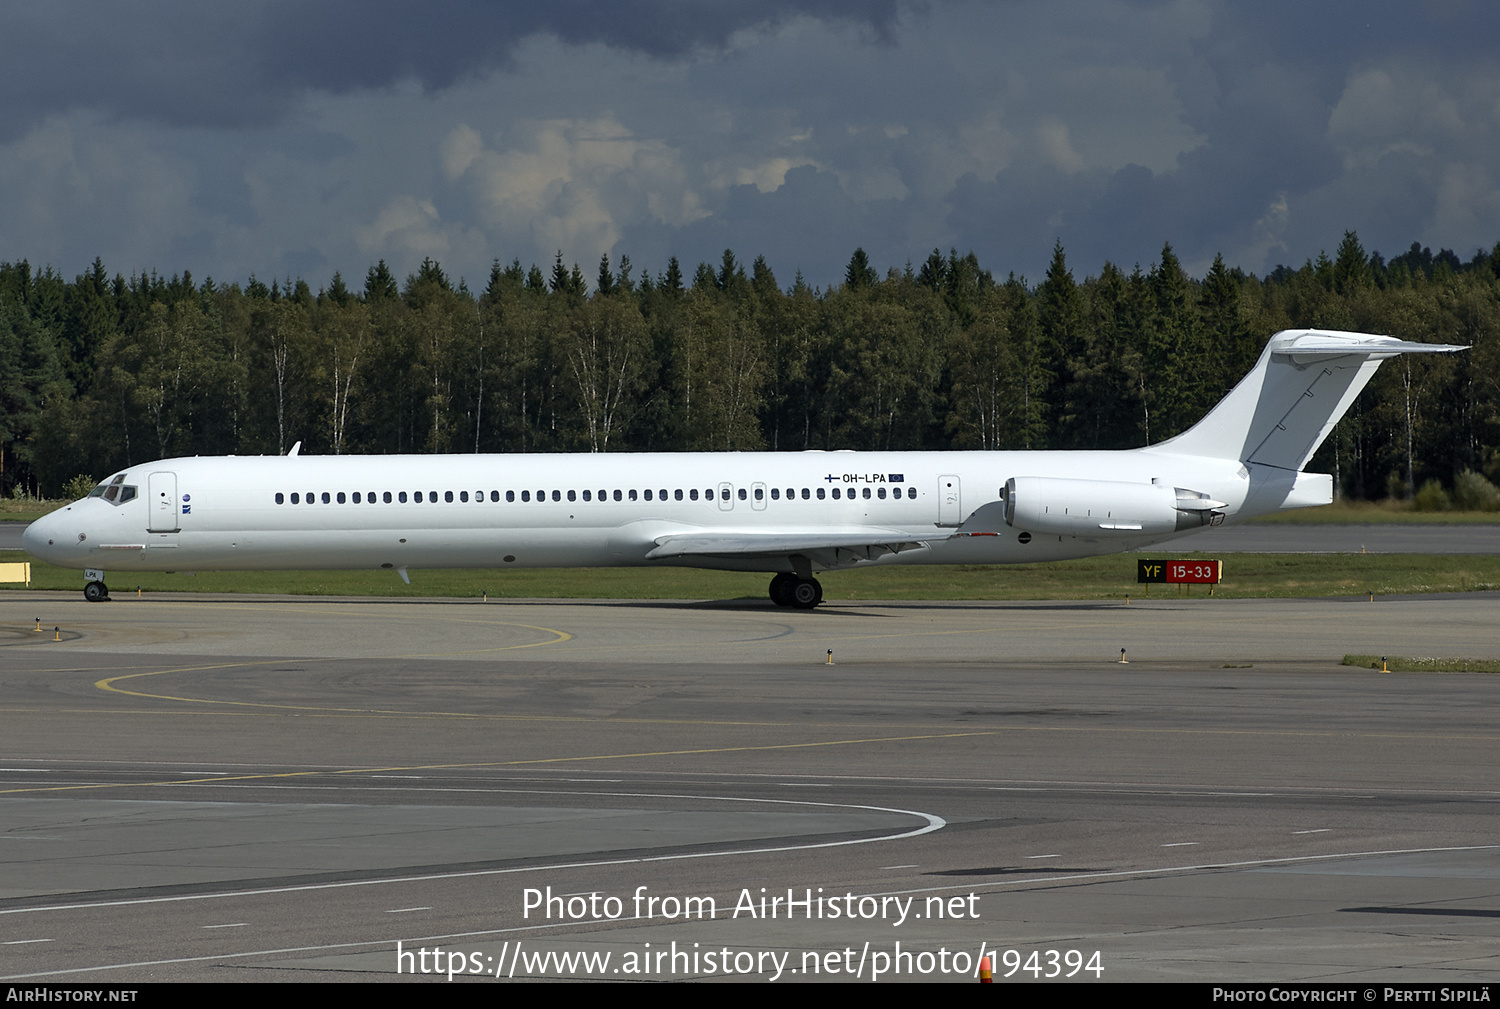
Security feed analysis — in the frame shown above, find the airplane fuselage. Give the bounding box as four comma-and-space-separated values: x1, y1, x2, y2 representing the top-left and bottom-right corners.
22, 448, 1274, 575
20, 330, 1463, 605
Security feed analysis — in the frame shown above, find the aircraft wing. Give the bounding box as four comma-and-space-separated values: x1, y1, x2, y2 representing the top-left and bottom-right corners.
645, 528, 953, 568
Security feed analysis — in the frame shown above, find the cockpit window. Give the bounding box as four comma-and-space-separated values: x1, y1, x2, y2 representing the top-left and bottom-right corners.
91, 474, 137, 506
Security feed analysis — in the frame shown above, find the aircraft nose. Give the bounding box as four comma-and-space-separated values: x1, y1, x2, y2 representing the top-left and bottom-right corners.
21, 513, 62, 562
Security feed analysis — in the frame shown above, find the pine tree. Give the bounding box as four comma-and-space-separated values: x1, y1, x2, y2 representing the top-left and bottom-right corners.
1035, 241, 1087, 447
364, 261, 398, 301
325, 272, 352, 306
751, 255, 778, 299
663, 257, 684, 297
1333, 231, 1372, 294
597, 253, 614, 297
844, 247, 878, 289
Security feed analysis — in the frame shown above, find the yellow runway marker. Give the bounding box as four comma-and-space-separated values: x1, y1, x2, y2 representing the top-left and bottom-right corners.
93, 617, 572, 708
92, 658, 807, 726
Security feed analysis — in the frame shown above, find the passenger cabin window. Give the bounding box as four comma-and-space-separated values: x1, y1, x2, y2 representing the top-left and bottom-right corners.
291, 493, 300, 504
276, 492, 284, 504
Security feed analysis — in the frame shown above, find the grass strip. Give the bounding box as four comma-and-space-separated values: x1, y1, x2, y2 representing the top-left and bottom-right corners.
1342, 654, 1500, 673
6, 551, 1500, 601
1248, 500, 1500, 524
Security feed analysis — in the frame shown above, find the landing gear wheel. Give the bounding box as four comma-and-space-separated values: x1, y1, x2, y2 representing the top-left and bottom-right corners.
769, 572, 798, 607
790, 577, 823, 610
83, 581, 109, 603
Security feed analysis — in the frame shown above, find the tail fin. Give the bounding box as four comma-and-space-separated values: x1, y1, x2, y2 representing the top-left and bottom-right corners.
1152, 329, 1464, 469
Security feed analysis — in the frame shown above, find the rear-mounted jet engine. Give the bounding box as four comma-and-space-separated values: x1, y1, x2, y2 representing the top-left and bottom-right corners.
1002, 476, 1225, 535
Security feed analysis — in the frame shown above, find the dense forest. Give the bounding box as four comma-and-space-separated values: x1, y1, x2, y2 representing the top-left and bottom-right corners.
2, 233, 1498, 504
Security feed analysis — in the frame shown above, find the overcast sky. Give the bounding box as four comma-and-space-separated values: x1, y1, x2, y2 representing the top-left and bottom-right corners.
2, 0, 1497, 291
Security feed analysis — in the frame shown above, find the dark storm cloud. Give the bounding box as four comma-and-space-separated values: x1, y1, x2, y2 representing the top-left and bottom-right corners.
4, 0, 1496, 290
943, 0, 1500, 278
0, 1, 903, 140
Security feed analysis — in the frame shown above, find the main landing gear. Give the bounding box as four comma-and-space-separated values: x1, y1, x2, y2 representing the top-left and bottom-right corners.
769, 572, 823, 610
84, 580, 110, 603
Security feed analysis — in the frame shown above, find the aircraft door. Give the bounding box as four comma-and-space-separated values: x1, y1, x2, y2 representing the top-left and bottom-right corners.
148, 471, 179, 532
751, 482, 767, 511
718, 482, 734, 511
937, 474, 962, 526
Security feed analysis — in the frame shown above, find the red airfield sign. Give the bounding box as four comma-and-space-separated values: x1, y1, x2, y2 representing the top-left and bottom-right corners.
1137, 559, 1222, 584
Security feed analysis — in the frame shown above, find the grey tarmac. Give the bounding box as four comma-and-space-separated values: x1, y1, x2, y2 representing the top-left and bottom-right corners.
0, 591, 1497, 983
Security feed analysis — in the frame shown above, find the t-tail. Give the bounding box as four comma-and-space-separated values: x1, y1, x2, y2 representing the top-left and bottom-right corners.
1146, 328, 1464, 514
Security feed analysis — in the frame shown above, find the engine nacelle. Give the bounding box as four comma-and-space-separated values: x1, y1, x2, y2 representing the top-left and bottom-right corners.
1003, 477, 1225, 535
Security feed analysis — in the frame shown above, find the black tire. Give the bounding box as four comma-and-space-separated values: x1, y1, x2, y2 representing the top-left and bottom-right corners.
84, 581, 108, 603
769, 572, 797, 606
790, 577, 822, 610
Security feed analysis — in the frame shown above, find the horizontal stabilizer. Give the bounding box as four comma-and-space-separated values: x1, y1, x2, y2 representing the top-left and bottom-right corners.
1271, 333, 1466, 363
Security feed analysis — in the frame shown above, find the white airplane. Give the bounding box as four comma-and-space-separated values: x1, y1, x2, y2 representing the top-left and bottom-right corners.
22, 329, 1461, 607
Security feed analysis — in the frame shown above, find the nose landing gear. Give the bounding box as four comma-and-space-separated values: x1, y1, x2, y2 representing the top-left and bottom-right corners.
769, 572, 822, 609
83, 580, 110, 603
